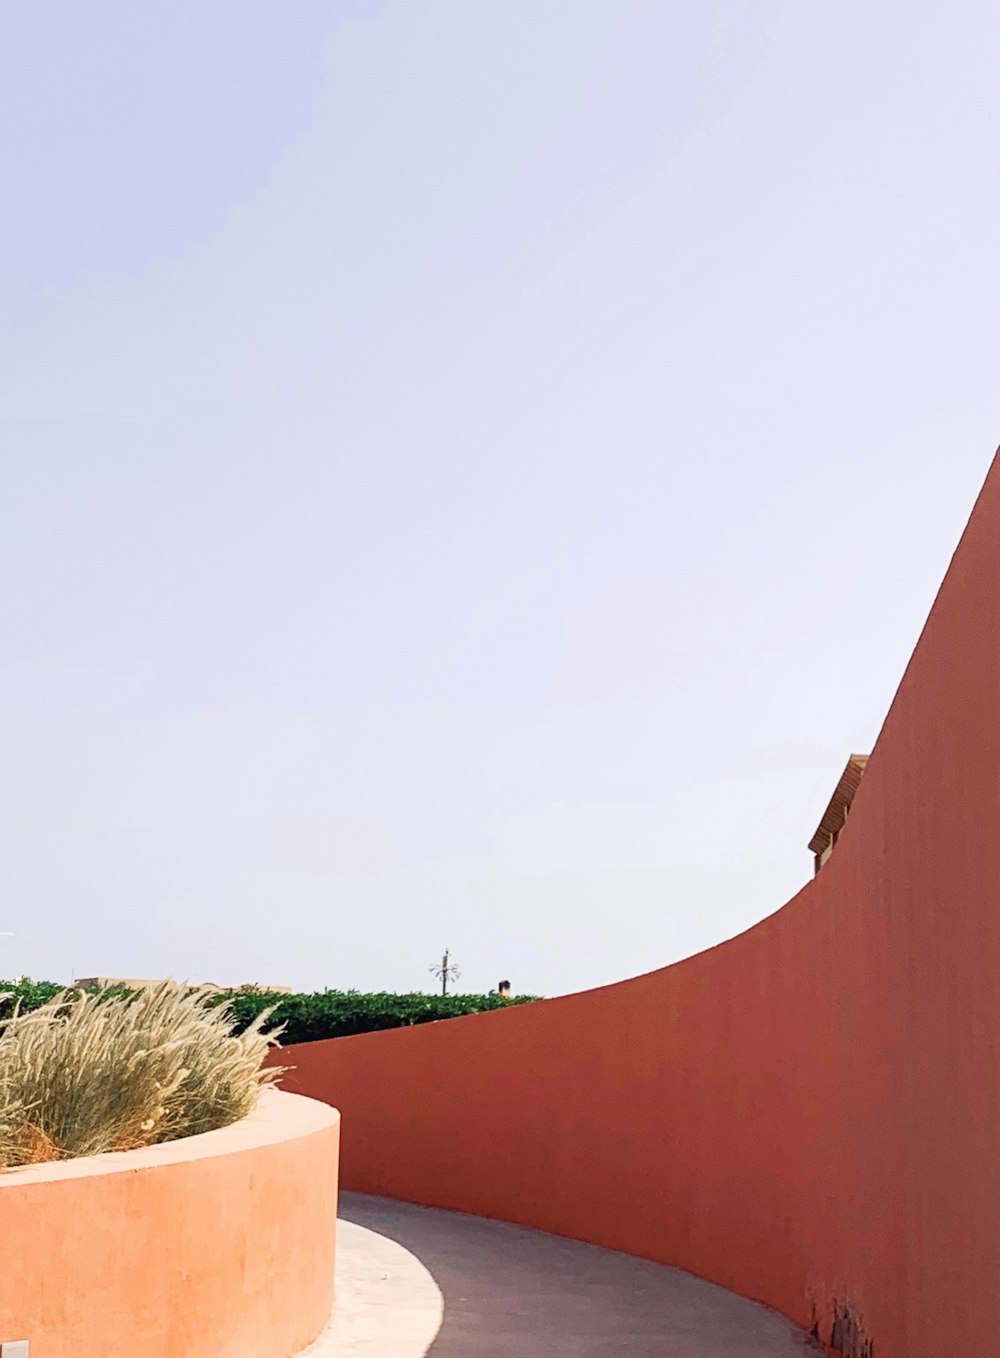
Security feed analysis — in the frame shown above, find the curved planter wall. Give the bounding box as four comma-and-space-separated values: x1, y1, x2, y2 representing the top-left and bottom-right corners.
277, 452, 1000, 1358
0, 1089, 339, 1358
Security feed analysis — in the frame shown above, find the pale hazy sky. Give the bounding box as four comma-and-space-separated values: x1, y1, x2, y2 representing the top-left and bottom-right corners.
2, 3, 998, 995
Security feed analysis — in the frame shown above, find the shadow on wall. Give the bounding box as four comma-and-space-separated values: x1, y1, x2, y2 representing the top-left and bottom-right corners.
275, 448, 1000, 1358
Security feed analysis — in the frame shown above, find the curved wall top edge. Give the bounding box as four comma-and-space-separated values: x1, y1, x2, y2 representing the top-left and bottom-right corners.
0, 1088, 338, 1188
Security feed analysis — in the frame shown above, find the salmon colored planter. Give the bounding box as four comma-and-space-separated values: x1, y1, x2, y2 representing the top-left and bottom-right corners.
0, 1089, 339, 1358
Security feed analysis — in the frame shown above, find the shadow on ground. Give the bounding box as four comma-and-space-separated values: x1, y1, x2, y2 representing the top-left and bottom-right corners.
338, 1192, 820, 1358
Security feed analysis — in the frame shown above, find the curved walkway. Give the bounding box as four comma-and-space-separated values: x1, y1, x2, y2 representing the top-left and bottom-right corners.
302, 1192, 820, 1357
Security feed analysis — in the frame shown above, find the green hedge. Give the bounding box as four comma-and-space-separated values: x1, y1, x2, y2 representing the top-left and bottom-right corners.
0, 981, 538, 1046
0, 979, 64, 1019
220, 988, 538, 1045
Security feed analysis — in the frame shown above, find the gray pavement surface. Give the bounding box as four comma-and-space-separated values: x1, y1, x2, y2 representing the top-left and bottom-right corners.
300, 1192, 820, 1358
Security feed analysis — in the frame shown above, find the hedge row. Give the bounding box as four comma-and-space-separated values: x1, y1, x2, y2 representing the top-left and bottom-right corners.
0, 982, 537, 1046
0, 979, 63, 1017
222, 988, 538, 1044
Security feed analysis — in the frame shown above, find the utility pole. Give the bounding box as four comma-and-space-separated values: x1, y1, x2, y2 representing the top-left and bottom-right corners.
430, 948, 461, 997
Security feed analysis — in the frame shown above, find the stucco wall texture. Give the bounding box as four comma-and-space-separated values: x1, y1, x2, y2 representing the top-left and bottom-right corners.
0, 1090, 340, 1358
277, 451, 1000, 1358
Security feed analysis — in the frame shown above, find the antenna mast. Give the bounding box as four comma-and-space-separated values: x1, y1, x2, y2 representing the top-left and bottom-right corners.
430, 948, 461, 997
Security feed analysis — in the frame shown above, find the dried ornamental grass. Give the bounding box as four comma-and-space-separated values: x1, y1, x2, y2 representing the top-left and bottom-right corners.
0, 981, 283, 1167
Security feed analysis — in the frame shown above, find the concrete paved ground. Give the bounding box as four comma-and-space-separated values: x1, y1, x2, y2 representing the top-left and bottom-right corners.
301, 1191, 820, 1358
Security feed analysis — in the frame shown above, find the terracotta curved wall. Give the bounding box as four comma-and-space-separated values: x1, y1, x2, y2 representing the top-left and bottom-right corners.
0, 1090, 339, 1358
277, 451, 1000, 1358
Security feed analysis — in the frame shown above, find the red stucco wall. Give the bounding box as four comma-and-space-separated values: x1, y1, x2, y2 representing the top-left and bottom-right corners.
0, 1090, 339, 1358
278, 451, 1000, 1358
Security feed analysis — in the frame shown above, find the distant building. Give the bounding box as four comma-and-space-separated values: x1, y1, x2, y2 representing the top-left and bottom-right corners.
74, 977, 178, 991
73, 977, 291, 993
809, 754, 869, 874
72, 977, 286, 999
